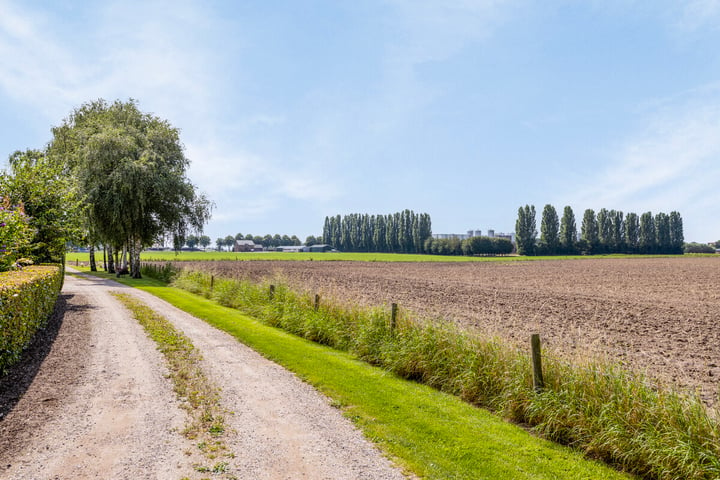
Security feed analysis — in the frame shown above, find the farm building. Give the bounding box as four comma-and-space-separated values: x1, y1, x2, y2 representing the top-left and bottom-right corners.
308, 244, 335, 252
233, 240, 263, 252
276, 245, 307, 252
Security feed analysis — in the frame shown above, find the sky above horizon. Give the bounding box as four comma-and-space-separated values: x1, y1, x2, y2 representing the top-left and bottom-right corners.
1, 1, 719, 243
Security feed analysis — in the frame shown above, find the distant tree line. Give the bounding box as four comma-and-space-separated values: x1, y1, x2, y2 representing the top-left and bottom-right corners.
205, 233, 304, 251
183, 234, 212, 249
516, 204, 684, 255
683, 242, 716, 254
423, 236, 514, 256
323, 210, 431, 253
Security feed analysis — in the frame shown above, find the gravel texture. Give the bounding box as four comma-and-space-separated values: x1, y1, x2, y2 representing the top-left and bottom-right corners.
0, 271, 407, 480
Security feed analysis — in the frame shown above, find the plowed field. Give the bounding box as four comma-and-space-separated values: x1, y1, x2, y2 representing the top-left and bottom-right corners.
163, 256, 720, 407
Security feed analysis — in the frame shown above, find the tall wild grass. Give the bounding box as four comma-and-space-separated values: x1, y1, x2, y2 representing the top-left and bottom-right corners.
170, 268, 720, 480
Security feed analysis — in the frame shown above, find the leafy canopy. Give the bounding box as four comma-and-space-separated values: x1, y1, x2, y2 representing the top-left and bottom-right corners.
49, 99, 212, 251
0, 149, 84, 264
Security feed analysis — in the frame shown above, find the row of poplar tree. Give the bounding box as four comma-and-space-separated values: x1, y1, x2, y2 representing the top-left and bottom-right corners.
515, 205, 684, 255
323, 210, 432, 253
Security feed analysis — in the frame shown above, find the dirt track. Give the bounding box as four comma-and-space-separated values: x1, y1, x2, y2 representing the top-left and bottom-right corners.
0, 272, 406, 479
174, 256, 720, 408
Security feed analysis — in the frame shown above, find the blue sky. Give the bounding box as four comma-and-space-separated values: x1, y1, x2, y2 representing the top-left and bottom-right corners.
1, 1, 719, 243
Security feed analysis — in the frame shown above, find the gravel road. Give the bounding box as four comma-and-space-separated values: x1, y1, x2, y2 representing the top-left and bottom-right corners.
0, 271, 407, 480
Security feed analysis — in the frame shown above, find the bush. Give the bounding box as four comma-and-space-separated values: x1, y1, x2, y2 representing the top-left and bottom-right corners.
140, 262, 181, 283
684, 242, 716, 254
0, 198, 33, 272
0, 265, 63, 374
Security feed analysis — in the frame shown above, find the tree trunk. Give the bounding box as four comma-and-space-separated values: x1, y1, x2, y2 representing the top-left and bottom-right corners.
107, 244, 115, 274
103, 245, 107, 271
121, 243, 128, 272
89, 245, 97, 271
130, 237, 142, 279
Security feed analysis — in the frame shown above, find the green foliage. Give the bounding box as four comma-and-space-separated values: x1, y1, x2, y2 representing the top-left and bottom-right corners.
185, 234, 199, 249
0, 265, 63, 373
48, 98, 212, 277
597, 208, 612, 254
198, 235, 211, 249
140, 262, 181, 283
669, 211, 684, 254
581, 209, 599, 254
323, 210, 431, 253
559, 206, 577, 254
460, 236, 513, 256
0, 198, 33, 272
639, 212, 656, 254
610, 210, 625, 252
684, 242, 716, 254
625, 213, 640, 252
0, 149, 83, 264
423, 236, 463, 255
524, 205, 682, 256
170, 269, 720, 480
539, 204, 559, 255
223, 235, 235, 251
515, 205, 537, 255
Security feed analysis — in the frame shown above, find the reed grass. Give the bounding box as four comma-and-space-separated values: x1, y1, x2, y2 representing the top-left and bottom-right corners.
169, 268, 720, 480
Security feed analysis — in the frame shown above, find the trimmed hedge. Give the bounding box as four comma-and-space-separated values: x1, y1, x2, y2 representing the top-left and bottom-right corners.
0, 265, 63, 374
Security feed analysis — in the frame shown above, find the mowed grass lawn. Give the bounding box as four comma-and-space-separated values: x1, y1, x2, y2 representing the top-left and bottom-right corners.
75, 268, 633, 479
65, 250, 665, 263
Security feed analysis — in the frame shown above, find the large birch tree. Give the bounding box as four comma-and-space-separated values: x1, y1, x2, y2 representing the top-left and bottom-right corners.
49, 99, 211, 278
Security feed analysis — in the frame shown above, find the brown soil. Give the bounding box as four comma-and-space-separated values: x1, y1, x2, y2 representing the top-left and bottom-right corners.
0, 293, 93, 460
172, 256, 720, 408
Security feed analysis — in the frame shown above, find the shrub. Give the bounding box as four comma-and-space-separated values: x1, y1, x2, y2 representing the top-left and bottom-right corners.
0, 265, 63, 373
684, 242, 716, 254
140, 262, 180, 283
0, 198, 33, 272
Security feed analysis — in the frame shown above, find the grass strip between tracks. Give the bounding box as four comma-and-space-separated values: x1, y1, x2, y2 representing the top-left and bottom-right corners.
82, 269, 630, 480
110, 292, 234, 479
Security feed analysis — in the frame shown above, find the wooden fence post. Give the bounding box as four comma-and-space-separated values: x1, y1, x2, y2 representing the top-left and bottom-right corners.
314, 294, 320, 311
269, 284, 275, 299
210, 275, 214, 289
531, 333, 544, 393
391, 303, 398, 330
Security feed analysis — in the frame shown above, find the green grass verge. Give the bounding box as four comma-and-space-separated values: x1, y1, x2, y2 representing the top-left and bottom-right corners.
65, 250, 682, 263
75, 268, 630, 479
170, 270, 720, 480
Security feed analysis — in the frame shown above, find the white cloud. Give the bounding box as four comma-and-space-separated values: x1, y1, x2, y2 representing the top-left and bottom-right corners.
0, 0, 221, 126
186, 139, 340, 227
0, 0, 328, 226
564, 86, 720, 240
675, 0, 720, 32
363, 0, 518, 134
0, 2, 84, 118
386, 0, 517, 63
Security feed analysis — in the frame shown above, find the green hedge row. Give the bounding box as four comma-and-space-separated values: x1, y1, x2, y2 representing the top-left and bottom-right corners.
0, 265, 63, 374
